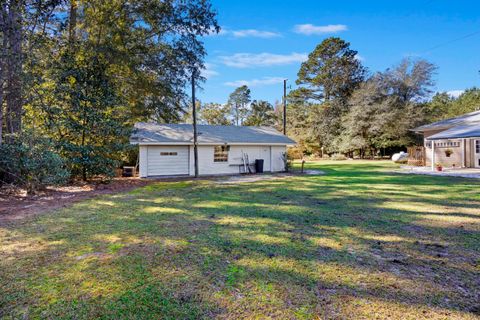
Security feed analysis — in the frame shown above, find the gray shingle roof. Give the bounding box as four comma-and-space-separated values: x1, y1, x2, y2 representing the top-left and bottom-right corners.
413, 110, 480, 132
130, 123, 296, 145
426, 124, 480, 140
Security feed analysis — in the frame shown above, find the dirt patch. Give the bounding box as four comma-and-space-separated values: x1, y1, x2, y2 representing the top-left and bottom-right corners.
0, 178, 158, 224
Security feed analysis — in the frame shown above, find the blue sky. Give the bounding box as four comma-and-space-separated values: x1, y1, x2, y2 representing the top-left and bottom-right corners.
197, 0, 480, 104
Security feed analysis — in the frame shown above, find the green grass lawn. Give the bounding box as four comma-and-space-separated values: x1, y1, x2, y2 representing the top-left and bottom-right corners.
1, 161, 479, 319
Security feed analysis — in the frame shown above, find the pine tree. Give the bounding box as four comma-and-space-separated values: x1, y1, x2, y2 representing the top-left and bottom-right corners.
227, 85, 251, 125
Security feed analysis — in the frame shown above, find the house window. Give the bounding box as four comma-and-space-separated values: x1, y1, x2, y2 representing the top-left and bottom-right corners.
214, 146, 229, 162
160, 152, 178, 156
476, 140, 480, 154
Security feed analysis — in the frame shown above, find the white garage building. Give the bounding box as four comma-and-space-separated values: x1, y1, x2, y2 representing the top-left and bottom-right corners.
130, 122, 296, 177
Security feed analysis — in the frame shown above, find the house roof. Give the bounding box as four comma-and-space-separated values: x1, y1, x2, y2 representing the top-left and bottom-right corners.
426, 123, 480, 140
130, 122, 296, 145
413, 110, 480, 132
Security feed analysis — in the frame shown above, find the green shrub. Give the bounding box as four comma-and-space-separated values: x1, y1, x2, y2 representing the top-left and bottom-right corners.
331, 153, 348, 161
305, 153, 325, 160
287, 147, 304, 160
61, 143, 120, 181
0, 133, 70, 193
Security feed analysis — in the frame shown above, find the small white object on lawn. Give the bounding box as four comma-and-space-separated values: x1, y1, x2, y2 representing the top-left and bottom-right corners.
392, 152, 409, 163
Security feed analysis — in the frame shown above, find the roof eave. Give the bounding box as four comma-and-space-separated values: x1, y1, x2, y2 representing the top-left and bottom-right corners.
131, 141, 295, 146
427, 135, 480, 140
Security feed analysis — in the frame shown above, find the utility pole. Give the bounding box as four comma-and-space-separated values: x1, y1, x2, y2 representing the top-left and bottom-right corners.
192, 71, 199, 178
283, 79, 287, 135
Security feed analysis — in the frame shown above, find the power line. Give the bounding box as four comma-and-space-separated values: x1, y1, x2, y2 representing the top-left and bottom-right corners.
421, 30, 480, 55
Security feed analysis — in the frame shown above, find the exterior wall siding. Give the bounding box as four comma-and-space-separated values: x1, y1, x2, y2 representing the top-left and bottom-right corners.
139, 145, 148, 178
467, 139, 474, 168
190, 145, 286, 176
140, 144, 287, 177
472, 139, 480, 168
425, 139, 464, 168
423, 137, 480, 168
271, 146, 287, 172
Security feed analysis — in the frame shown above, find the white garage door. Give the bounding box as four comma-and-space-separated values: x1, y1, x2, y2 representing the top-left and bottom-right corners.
147, 146, 189, 176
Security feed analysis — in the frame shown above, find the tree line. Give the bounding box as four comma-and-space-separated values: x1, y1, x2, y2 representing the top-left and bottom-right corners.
196, 37, 480, 159
1, 0, 478, 191
183, 85, 282, 127
0, 0, 218, 190
286, 37, 479, 158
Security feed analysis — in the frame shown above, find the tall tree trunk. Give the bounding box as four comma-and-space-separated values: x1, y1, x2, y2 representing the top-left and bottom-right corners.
0, 79, 3, 145
68, 0, 77, 44
0, 3, 6, 145
5, 0, 23, 137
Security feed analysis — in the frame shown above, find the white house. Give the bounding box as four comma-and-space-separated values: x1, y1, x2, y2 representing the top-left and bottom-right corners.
130, 123, 296, 177
413, 110, 480, 170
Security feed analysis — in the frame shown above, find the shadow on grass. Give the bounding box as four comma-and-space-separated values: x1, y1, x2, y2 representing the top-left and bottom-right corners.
1, 161, 479, 318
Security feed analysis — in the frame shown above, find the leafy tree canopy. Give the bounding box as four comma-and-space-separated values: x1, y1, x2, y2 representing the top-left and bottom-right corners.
244, 100, 277, 126
288, 57, 437, 157
2, 0, 219, 183
200, 102, 231, 125
227, 85, 251, 125
425, 88, 480, 121
337, 58, 436, 154
296, 37, 367, 102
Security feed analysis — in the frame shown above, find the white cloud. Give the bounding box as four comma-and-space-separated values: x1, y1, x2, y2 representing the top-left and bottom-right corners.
219, 52, 307, 68
201, 63, 219, 79
447, 90, 464, 98
205, 27, 280, 38
232, 29, 281, 38
293, 24, 348, 35
224, 77, 285, 87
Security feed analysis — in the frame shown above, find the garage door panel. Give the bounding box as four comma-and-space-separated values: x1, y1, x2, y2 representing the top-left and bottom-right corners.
147, 146, 189, 176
